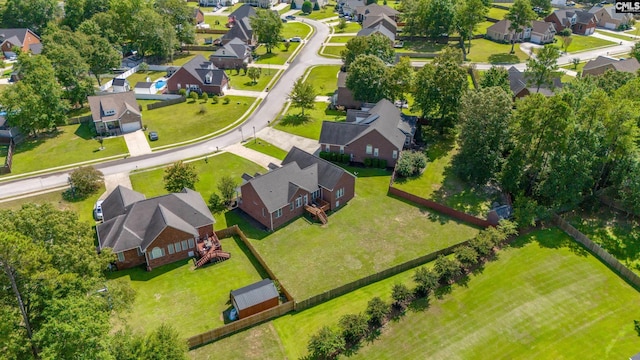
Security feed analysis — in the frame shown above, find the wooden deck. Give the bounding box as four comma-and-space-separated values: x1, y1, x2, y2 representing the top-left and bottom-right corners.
195, 233, 230, 268
305, 203, 328, 225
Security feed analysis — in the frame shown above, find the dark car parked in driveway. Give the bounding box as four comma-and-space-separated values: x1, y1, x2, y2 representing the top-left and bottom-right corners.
148, 131, 158, 141
286, 15, 296, 20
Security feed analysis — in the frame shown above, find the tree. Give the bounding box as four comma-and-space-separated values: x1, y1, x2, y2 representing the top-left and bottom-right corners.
341, 33, 395, 69
414, 47, 467, 134
63, 0, 87, 30
365, 297, 389, 326
571, 57, 580, 70
85, 34, 121, 85
217, 175, 238, 204
2, 0, 61, 34
434, 255, 462, 283
631, 42, 640, 62
423, 0, 456, 39
391, 283, 412, 308
480, 66, 511, 94
302, 0, 313, 13
454, 0, 488, 59
142, 324, 188, 360
307, 326, 345, 360
337, 17, 347, 32
413, 266, 439, 296
132, 9, 178, 61
390, 56, 415, 103
338, 313, 368, 344
164, 161, 199, 192
250, 9, 283, 54
201, 92, 209, 102
247, 66, 262, 84
345, 54, 390, 103
525, 45, 560, 92
560, 32, 572, 53
208, 193, 226, 213
506, 0, 536, 54
395, 151, 428, 177
189, 91, 199, 101
313, 1, 321, 10
67, 166, 104, 199
284, 39, 291, 51
455, 245, 479, 268
155, 0, 196, 46
289, 76, 316, 116
453, 86, 512, 185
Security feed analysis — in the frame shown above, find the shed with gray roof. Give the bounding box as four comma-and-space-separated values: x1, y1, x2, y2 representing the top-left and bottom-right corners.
230, 279, 279, 319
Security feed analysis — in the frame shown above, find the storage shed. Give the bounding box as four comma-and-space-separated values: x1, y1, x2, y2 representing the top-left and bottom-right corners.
230, 279, 279, 319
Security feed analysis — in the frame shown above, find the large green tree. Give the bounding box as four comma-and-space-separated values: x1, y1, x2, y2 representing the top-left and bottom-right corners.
155, 0, 196, 46
525, 45, 560, 92
480, 66, 511, 94
289, 76, 316, 116
2, 0, 61, 34
506, 0, 536, 54
164, 161, 199, 192
250, 9, 283, 54
390, 56, 415, 103
341, 33, 395, 68
345, 54, 391, 103
454, 0, 488, 59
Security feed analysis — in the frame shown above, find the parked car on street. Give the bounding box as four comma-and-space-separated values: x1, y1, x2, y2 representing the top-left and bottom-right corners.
290, 37, 302, 42
286, 15, 296, 20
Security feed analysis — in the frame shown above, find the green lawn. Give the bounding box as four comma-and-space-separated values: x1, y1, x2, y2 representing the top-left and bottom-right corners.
108, 237, 267, 338
556, 34, 617, 53
275, 101, 346, 140
624, 28, 640, 36
396, 40, 447, 54
204, 15, 229, 30
129, 152, 264, 229
493, 2, 514, 7
189, 322, 286, 360
595, 30, 636, 41
6, 123, 128, 176
466, 38, 529, 63
282, 21, 313, 40
126, 71, 165, 86
167, 51, 216, 67
392, 141, 496, 217
467, 74, 475, 89
320, 45, 345, 57
332, 21, 361, 33
487, 6, 508, 19
0, 185, 105, 225
565, 207, 640, 276
254, 43, 300, 65
327, 35, 355, 43
222, 3, 243, 13
226, 70, 276, 91
243, 138, 288, 160
351, 228, 640, 359
304, 65, 341, 96
138, 95, 255, 148
474, 20, 495, 35
298, 7, 338, 20
560, 60, 587, 74
234, 167, 480, 300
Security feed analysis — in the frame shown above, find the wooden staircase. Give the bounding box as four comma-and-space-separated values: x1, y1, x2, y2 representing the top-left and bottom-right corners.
195, 250, 231, 268
305, 205, 328, 225
194, 233, 229, 268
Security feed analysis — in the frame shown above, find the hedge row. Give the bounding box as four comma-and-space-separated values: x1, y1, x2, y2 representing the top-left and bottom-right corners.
319, 151, 350, 164
364, 157, 387, 169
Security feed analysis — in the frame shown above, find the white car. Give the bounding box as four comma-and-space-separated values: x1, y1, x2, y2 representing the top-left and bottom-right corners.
94, 200, 104, 221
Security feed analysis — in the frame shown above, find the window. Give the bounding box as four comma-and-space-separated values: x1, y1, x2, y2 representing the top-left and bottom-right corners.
188, 238, 195, 249
182, 240, 188, 250
312, 189, 320, 200
366, 145, 373, 155
339, 146, 344, 154
392, 150, 398, 159
168, 244, 175, 254
177, 83, 181, 89
117, 252, 125, 262
175, 242, 182, 252
296, 197, 303, 208
325, 144, 330, 152
336, 188, 344, 199
405, 136, 410, 145
262, 208, 265, 217
275, 208, 282, 218
373, 148, 379, 157
303, 195, 308, 205
290, 202, 294, 211
150, 247, 164, 259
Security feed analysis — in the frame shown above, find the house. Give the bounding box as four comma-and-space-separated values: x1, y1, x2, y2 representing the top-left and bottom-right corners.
582, 56, 640, 76
0, 113, 20, 142
357, 23, 395, 42
134, 81, 156, 94
292, 0, 328, 10
166, 54, 230, 95
339, 0, 365, 16
544, 9, 597, 35
550, 0, 566, 6
244, 0, 278, 8
332, 71, 361, 109
362, 13, 397, 34
486, 19, 555, 45
354, 3, 400, 22
87, 92, 142, 135
508, 66, 563, 98
239, 147, 356, 231
192, 7, 205, 25
220, 4, 257, 46
319, 99, 417, 167
230, 279, 279, 319
96, 186, 216, 271
112, 78, 131, 93
588, 5, 634, 30
0, 29, 42, 56
209, 37, 252, 69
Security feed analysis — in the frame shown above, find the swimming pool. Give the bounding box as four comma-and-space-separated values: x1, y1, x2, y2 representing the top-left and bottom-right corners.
155, 80, 166, 89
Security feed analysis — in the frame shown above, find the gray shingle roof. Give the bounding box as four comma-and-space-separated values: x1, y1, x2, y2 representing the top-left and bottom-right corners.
87, 92, 141, 123
231, 279, 279, 311
112, 78, 127, 86
173, 54, 229, 87
101, 185, 146, 220
584, 56, 640, 73
319, 121, 369, 145
357, 24, 395, 42
0, 28, 39, 48
282, 146, 353, 190
221, 5, 255, 43
509, 66, 562, 96
213, 37, 249, 59
362, 13, 397, 33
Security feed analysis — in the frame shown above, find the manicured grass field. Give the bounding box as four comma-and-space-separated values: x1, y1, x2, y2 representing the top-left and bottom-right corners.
556, 34, 616, 52
0, 184, 105, 225
189, 323, 286, 360
138, 95, 255, 148
332, 21, 361, 33
487, 6, 508, 19
6, 123, 128, 176
204, 15, 228, 30
466, 38, 528, 63
565, 207, 640, 276
243, 138, 288, 160
282, 21, 313, 40
222, 3, 243, 13
396, 40, 446, 53
235, 167, 480, 300
560, 60, 587, 73
126, 70, 165, 86
108, 237, 267, 338
275, 101, 346, 139
392, 141, 496, 217
351, 228, 640, 359
304, 65, 341, 96
226, 70, 276, 91
129, 152, 265, 229
474, 20, 495, 35
320, 45, 345, 57
624, 28, 640, 36
595, 30, 636, 41
168, 51, 216, 67
254, 43, 300, 65
298, 7, 338, 20
327, 35, 355, 43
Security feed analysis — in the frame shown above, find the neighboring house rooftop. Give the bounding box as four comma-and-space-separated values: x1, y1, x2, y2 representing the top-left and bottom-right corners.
551, 9, 596, 26
135, 81, 154, 88
174, 54, 228, 86
487, 19, 554, 34
87, 92, 140, 123
0, 28, 41, 54
230, 279, 279, 311
112, 78, 128, 87
583, 55, 640, 73
588, 4, 632, 21
531, 20, 555, 34
362, 13, 397, 32
357, 24, 395, 42
355, 3, 399, 18
212, 37, 249, 59
97, 186, 215, 253
508, 66, 562, 96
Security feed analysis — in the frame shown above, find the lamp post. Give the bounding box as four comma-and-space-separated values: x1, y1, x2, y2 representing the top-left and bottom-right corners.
253, 126, 256, 143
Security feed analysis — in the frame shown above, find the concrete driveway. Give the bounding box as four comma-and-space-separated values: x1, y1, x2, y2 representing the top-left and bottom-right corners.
123, 130, 152, 157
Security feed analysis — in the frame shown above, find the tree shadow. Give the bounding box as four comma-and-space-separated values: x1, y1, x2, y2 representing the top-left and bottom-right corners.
488, 53, 521, 64
279, 113, 311, 127
407, 296, 430, 312
106, 258, 192, 281
434, 284, 452, 299
223, 208, 270, 240
74, 123, 95, 140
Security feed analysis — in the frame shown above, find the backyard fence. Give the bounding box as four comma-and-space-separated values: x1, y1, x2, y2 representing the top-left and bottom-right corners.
146, 96, 186, 110
0, 139, 14, 175
67, 115, 92, 125
467, 66, 479, 89
135, 94, 182, 101
181, 45, 218, 52
196, 29, 228, 34
553, 214, 640, 289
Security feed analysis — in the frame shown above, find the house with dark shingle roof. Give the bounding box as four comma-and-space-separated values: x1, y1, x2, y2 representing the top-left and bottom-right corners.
239, 147, 356, 231
354, 3, 400, 22
357, 14, 397, 42
582, 56, 640, 77
486, 19, 555, 45
87, 91, 142, 135
339, 0, 366, 16
166, 54, 230, 95
0, 28, 41, 56
508, 66, 563, 98
97, 186, 216, 270
230, 279, 279, 319
320, 99, 416, 167
220, 4, 257, 46
544, 9, 597, 35
192, 7, 205, 25
209, 37, 252, 69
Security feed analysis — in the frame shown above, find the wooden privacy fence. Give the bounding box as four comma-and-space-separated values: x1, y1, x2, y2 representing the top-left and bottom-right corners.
181, 45, 218, 51
196, 29, 228, 34
553, 214, 640, 289
146, 96, 186, 110
67, 115, 92, 125
0, 140, 14, 175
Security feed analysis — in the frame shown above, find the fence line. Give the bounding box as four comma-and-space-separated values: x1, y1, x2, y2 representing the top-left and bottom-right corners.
467, 66, 479, 89
99, 65, 140, 91
135, 94, 182, 101
0, 139, 14, 175
553, 214, 640, 289
146, 96, 186, 110
67, 115, 93, 125
196, 29, 228, 34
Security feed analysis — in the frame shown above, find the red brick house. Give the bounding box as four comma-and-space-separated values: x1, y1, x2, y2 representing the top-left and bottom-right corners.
221, 4, 257, 46
97, 186, 216, 271
0, 28, 42, 56
319, 99, 417, 167
209, 37, 252, 69
166, 54, 230, 95
332, 71, 361, 109
239, 147, 356, 231
230, 279, 279, 319
544, 9, 597, 35
192, 7, 205, 25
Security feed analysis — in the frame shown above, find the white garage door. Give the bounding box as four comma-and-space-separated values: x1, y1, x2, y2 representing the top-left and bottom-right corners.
605, 22, 616, 30
222, 83, 228, 92
121, 122, 141, 133
530, 34, 542, 44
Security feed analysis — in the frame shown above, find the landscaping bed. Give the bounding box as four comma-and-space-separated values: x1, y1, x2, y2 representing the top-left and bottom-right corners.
243, 138, 288, 160
304, 65, 341, 96
275, 101, 346, 140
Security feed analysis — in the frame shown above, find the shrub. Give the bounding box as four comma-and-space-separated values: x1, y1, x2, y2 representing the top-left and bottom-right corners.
313, 1, 320, 10
302, 0, 313, 13
290, 1, 296, 9
364, 158, 372, 167
67, 166, 104, 199
413, 266, 438, 296
366, 297, 389, 326
395, 151, 428, 177
201, 92, 209, 102
211, 96, 219, 104
455, 245, 479, 268
338, 313, 368, 344
223, 97, 230, 104
434, 255, 463, 284
178, 88, 187, 96
391, 283, 412, 308
319, 151, 330, 160
341, 154, 350, 163
217, 175, 237, 204
208, 193, 226, 213
189, 91, 199, 101
378, 159, 387, 169
307, 326, 345, 360
330, 152, 338, 161
372, 158, 380, 168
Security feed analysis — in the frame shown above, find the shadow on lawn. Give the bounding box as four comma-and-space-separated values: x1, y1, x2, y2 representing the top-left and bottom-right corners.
508, 228, 589, 257
488, 53, 521, 64
106, 258, 191, 281
14, 129, 64, 156
430, 165, 497, 218
279, 113, 311, 127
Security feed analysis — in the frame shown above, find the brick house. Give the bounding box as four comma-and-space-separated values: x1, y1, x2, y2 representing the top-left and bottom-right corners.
332, 71, 361, 109
0, 28, 42, 56
239, 147, 356, 231
87, 91, 142, 135
582, 56, 640, 77
209, 37, 252, 69
508, 66, 563, 98
220, 4, 257, 46
192, 7, 205, 25
319, 99, 417, 167
97, 186, 216, 271
588, 5, 634, 30
166, 54, 230, 95
544, 9, 597, 35
486, 19, 556, 45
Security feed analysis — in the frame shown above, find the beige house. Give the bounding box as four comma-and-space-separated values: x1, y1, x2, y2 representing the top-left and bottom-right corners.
88, 92, 142, 135
588, 5, 634, 30
582, 56, 640, 77
486, 19, 556, 45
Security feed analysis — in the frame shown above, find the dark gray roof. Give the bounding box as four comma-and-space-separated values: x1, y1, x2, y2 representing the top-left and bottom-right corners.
97, 187, 215, 253
337, 71, 347, 88
509, 66, 562, 96
112, 78, 128, 86
101, 185, 146, 220
87, 92, 141, 123
222, 5, 255, 43
362, 13, 397, 33
231, 279, 279, 311
0, 28, 39, 48
212, 37, 249, 59
282, 146, 354, 190
172, 54, 228, 87
28, 42, 42, 54
583, 56, 640, 73
357, 24, 395, 42
135, 81, 154, 88
230, 4, 257, 20
319, 121, 368, 145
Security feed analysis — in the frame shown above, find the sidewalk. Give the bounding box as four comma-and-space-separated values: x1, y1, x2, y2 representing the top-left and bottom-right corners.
224, 143, 281, 169
257, 127, 319, 155
224, 88, 266, 98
